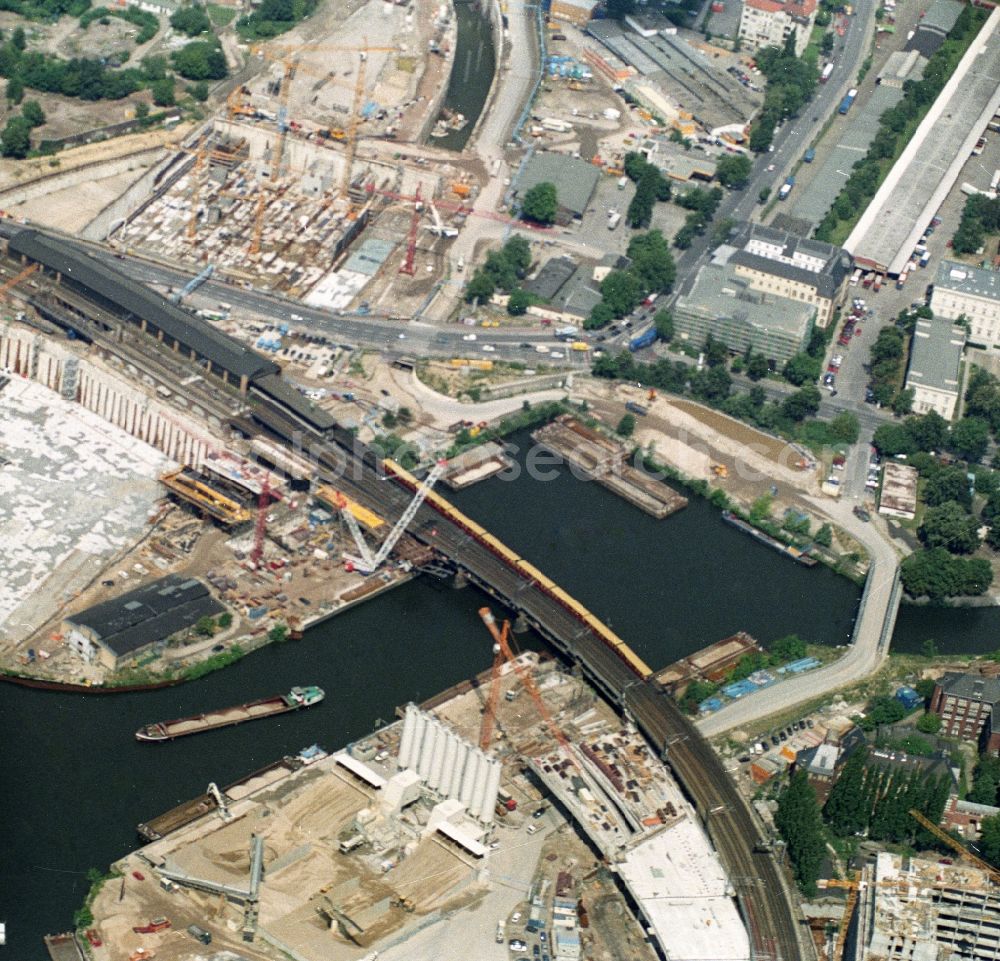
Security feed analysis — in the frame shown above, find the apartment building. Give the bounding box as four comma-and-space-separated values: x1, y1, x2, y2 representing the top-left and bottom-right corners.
931, 260, 1000, 348
929, 673, 1000, 742
738, 0, 817, 57
725, 222, 850, 328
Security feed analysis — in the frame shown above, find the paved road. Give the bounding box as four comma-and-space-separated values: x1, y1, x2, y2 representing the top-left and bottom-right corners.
698, 499, 901, 737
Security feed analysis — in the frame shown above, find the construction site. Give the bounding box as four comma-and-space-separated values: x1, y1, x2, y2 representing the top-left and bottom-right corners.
89, 606, 747, 961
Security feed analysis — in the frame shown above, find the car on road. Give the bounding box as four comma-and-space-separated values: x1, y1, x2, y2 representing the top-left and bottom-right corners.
853, 506, 871, 522
482, 345, 496, 352
519, 342, 532, 348
550, 351, 564, 359
462, 333, 477, 341
397, 333, 406, 339
823, 373, 835, 387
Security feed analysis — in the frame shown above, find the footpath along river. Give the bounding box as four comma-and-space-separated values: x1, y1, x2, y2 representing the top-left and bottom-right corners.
3, 434, 996, 955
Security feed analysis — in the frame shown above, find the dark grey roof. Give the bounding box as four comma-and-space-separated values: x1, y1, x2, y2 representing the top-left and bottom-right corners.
8, 229, 278, 382
525, 256, 577, 300
938, 672, 1000, 705
905, 318, 964, 396
68, 574, 224, 656
905, 0, 962, 55
516, 153, 600, 218
253, 373, 337, 432
728, 222, 850, 299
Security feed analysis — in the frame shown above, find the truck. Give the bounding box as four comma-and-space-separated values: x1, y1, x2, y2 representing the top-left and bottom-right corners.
571, 341, 590, 351
628, 328, 657, 352
778, 176, 795, 200
607, 210, 622, 230
820, 62, 834, 83
838, 88, 858, 115
625, 401, 648, 416
497, 789, 517, 811
803, 147, 815, 163
187, 926, 211, 945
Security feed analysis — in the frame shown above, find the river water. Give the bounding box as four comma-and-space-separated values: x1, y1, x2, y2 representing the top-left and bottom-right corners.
431, 0, 497, 151
4, 432, 999, 955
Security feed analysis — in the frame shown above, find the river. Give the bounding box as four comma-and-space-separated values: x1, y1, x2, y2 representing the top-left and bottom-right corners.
431, 0, 497, 151
4, 433, 1000, 955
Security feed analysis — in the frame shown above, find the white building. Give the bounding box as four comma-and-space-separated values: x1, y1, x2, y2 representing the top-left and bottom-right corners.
738, 0, 817, 57
931, 260, 1000, 349
904, 316, 966, 419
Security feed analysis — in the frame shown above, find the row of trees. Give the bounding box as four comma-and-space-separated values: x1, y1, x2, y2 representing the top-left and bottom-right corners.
169, 2, 212, 36
749, 35, 819, 154
900, 547, 993, 600
814, 4, 988, 242
622, 151, 671, 228
0, 0, 89, 22
586, 230, 676, 328
237, 0, 317, 40
873, 409, 991, 464
953, 193, 1000, 255
867, 325, 908, 409
672, 185, 724, 249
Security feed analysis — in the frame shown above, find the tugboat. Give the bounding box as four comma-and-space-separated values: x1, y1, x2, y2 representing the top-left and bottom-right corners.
136, 687, 324, 742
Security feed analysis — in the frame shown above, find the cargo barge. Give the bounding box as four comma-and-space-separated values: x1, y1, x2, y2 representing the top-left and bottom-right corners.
721, 511, 818, 567
136, 686, 324, 742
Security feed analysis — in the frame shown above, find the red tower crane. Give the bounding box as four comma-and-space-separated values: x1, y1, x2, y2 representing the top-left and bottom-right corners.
400, 184, 423, 276
250, 477, 278, 568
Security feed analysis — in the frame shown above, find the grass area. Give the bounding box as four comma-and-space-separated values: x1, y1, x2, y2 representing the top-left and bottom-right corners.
206, 2, 235, 26
803, 23, 827, 62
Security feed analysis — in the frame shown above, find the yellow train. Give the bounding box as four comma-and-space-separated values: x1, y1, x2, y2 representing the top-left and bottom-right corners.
383, 459, 652, 680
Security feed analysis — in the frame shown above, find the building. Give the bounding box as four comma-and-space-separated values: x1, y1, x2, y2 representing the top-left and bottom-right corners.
942, 796, 1000, 840
63, 575, 224, 669
724, 222, 850, 328
904, 317, 966, 419
853, 852, 1000, 961
878, 462, 918, 520
905, 0, 964, 57
930, 672, 1000, 741
931, 260, 1000, 348
514, 152, 600, 223
549, 0, 598, 26
738, 0, 817, 57
672, 258, 816, 364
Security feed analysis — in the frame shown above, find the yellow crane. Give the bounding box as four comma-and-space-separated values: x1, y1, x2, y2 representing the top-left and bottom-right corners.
909, 808, 1000, 884
0, 261, 39, 302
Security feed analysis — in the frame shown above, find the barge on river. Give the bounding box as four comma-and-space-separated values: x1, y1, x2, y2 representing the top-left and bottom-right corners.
721, 511, 818, 567
136, 686, 324, 742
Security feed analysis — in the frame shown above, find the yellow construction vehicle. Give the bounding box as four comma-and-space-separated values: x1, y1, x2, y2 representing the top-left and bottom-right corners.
712, 464, 728, 478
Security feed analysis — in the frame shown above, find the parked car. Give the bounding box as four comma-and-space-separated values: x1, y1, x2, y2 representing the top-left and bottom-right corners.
85, 930, 102, 948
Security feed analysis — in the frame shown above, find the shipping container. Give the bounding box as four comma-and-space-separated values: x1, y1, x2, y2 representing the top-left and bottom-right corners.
625, 401, 648, 415
628, 328, 657, 351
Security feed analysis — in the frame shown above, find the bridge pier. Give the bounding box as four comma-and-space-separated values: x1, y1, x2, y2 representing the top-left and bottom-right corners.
512, 613, 530, 634
452, 570, 468, 590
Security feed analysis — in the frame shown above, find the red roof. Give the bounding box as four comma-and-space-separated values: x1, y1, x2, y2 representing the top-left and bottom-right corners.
745, 0, 816, 16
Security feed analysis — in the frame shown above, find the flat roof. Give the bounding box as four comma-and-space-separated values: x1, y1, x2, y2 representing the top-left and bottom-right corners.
905, 317, 965, 395
8, 229, 279, 382
516, 152, 600, 218
934, 259, 1000, 300
335, 753, 387, 789
845, 8, 1000, 275
67, 574, 223, 656
620, 820, 750, 961
879, 462, 919, 518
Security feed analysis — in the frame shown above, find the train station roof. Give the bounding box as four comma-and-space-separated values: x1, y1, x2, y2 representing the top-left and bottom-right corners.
66, 574, 224, 657
8, 229, 278, 382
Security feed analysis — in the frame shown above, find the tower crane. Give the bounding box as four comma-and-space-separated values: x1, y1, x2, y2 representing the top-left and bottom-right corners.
339, 460, 446, 573
250, 475, 280, 569
909, 809, 1000, 884
400, 183, 422, 276
0, 262, 39, 302
478, 606, 575, 758
479, 623, 507, 751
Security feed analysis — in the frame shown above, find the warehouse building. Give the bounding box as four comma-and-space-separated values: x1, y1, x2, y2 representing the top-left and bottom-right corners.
725, 222, 850, 328
904, 317, 966, 419
738, 0, 817, 57
672, 258, 815, 363
905, 0, 964, 57
931, 260, 1000, 349
513, 152, 600, 223
549, 0, 598, 26
63, 574, 225, 669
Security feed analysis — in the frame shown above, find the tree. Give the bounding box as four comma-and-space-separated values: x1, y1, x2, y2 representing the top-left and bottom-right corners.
600, 269, 641, 318
506, 287, 530, 316
923, 466, 972, 508
268, 623, 289, 643
969, 755, 1000, 806
920, 501, 980, 554
916, 712, 941, 734
768, 634, 807, 663
0, 116, 30, 158
775, 770, 826, 897
815, 523, 832, 548
195, 615, 216, 636
981, 814, 1000, 867
715, 153, 753, 189
746, 353, 770, 381
188, 79, 209, 102
950, 416, 990, 463
171, 40, 228, 80
782, 352, 821, 386
218, 611, 233, 629
653, 308, 674, 342
901, 547, 991, 599
782, 384, 821, 421
12, 26, 25, 51
151, 76, 175, 107
464, 271, 495, 304
616, 413, 636, 437
6, 76, 22, 104
824, 747, 868, 836
135, 100, 150, 121
921, 637, 939, 658
873, 423, 917, 458
20, 99, 44, 128
627, 230, 676, 292
828, 411, 859, 444
521, 181, 558, 225
170, 3, 212, 36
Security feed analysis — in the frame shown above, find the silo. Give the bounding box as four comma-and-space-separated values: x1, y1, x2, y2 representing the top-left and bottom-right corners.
448, 740, 468, 799
417, 712, 435, 777
470, 749, 491, 817
479, 759, 502, 823
441, 731, 459, 798
427, 720, 447, 790
459, 750, 480, 807
398, 704, 417, 769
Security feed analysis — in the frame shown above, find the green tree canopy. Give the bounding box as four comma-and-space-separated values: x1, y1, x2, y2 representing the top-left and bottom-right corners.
0, 115, 30, 158
920, 501, 980, 554
521, 181, 558, 225
20, 98, 43, 127
170, 3, 212, 36
170, 40, 227, 80
715, 153, 753, 189
776, 770, 826, 897
616, 413, 636, 437
949, 416, 990, 463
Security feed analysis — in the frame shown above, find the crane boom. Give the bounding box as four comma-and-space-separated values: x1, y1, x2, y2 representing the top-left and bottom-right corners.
0, 262, 39, 301
909, 809, 1000, 883
479, 635, 505, 751
333, 490, 377, 570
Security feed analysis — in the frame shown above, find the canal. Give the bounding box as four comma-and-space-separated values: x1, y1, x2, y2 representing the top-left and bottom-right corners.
431, 0, 497, 151
3, 434, 999, 955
